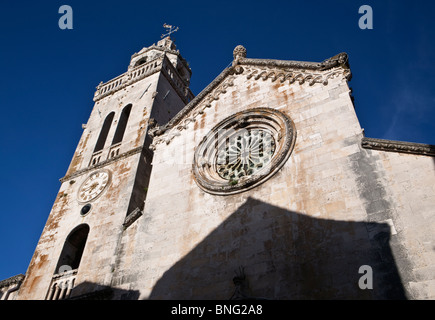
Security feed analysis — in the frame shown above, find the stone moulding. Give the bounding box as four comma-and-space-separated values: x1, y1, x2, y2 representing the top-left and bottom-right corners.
244, 66, 350, 87
0, 274, 25, 288
93, 56, 163, 102
148, 50, 351, 151
60, 146, 143, 183
361, 137, 435, 157
239, 53, 350, 72
123, 207, 143, 229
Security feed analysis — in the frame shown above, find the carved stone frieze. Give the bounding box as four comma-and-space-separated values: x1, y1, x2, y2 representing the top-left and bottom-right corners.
361, 137, 435, 156
0, 274, 25, 288
60, 146, 143, 183
243, 65, 351, 86
148, 48, 351, 150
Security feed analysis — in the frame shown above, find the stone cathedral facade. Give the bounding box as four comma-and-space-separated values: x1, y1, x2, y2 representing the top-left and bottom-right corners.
2, 37, 435, 300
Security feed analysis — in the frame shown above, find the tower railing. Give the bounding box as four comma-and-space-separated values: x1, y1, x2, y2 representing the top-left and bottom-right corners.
93, 55, 193, 103
93, 57, 162, 101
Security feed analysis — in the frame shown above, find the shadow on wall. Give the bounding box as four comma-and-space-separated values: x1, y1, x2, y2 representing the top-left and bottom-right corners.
68, 281, 140, 300
148, 197, 406, 300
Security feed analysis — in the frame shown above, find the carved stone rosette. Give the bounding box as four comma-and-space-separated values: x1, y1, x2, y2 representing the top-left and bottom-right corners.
192, 108, 296, 195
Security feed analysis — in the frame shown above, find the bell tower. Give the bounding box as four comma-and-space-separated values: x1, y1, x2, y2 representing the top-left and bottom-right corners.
17, 37, 194, 300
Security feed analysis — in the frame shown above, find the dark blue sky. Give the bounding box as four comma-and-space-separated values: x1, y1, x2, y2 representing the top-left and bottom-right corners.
0, 0, 434, 280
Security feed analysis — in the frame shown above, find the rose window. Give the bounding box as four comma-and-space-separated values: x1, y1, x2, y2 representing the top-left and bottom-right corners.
216, 129, 276, 180
193, 108, 296, 195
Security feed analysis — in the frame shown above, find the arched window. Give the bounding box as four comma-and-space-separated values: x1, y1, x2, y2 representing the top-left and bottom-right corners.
55, 224, 90, 273
94, 112, 115, 153
135, 57, 147, 67
112, 104, 132, 145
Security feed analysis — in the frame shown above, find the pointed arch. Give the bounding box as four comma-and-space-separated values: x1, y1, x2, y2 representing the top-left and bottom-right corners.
112, 104, 132, 145
94, 112, 115, 153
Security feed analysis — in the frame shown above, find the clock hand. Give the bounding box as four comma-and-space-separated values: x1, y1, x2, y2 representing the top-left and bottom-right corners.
83, 182, 99, 192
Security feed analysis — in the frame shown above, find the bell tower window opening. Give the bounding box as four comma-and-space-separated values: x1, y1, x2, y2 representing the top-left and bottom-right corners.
94, 112, 115, 153
112, 104, 132, 145
134, 57, 147, 68
47, 224, 89, 300
55, 224, 89, 272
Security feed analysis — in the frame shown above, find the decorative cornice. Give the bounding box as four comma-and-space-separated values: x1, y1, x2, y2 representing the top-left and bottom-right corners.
60, 146, 143, 182
236, 52, 350, 71
93, 57, 163, 102
148, 51, 351, 150
361, 137, 435, 157
94, 52, 193, 103
123, 207, 143, 229
0, 274, 25, 288
243, 65, 350, 86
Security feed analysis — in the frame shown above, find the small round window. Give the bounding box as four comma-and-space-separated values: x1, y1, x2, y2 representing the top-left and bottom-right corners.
193, 108, 296, 195
80, 204, 92, 216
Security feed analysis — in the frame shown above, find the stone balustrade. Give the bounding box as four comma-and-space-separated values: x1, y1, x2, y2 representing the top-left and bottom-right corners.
46, 269, 78, 300
93, 58, 162, 101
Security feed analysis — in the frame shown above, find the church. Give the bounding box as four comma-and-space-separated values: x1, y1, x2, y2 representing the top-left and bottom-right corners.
1, 36, 434, 300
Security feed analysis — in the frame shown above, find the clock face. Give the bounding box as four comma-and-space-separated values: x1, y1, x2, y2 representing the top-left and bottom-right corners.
77, 170, 110, 203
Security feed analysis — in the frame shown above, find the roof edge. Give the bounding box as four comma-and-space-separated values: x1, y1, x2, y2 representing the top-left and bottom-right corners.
0, 274, 25, 288
361, 137, 435, 157
236, 52, 350, 71
149, 51, 351, 138
149, 66, 237, 137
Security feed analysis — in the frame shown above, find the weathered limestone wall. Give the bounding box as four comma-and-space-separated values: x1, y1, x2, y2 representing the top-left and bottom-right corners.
17, 153, 142, 300
14, 42, 434, 299
16, 65, 160, 299
18, 49, 192, 299
108, 69, 417, 299
152, 72, 189, 126
65, 72, 160, 178
367, 150, 435, 299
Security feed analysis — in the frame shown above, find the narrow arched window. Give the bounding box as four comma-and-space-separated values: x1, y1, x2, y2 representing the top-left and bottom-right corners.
112, 104, 132, 145
94, 112, 115, 153
55, 224, 90, 273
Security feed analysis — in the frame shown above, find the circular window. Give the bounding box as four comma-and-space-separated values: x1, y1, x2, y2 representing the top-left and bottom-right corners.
193, 108, 296, 195
80, 204, 92, 216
